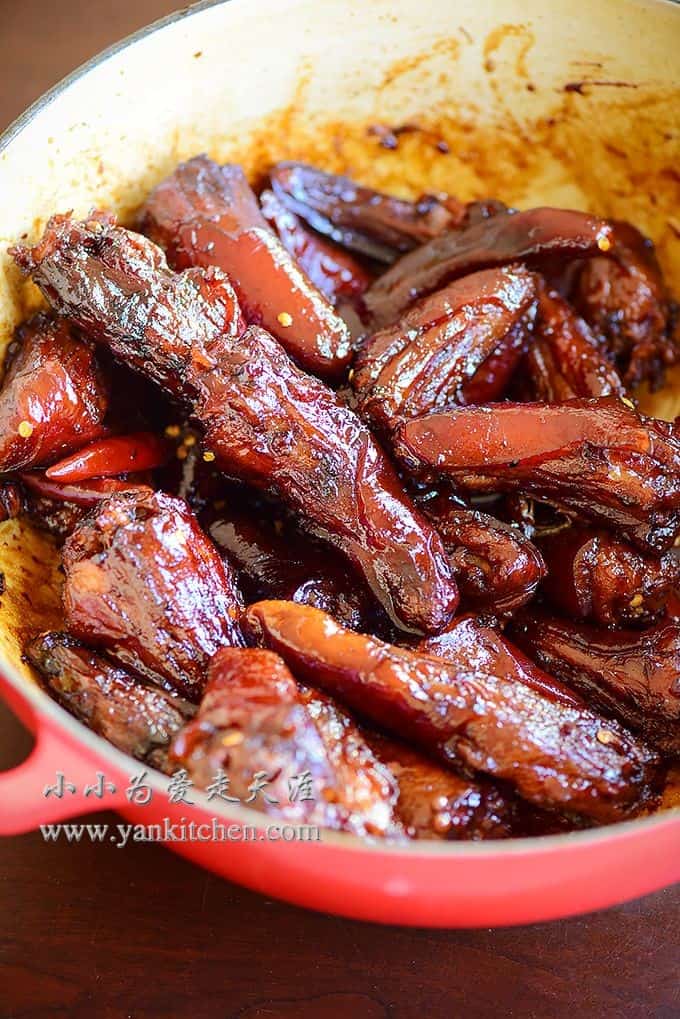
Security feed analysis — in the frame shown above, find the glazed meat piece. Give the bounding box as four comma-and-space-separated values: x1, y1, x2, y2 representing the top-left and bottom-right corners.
510, 610, 680, 756
20, 475, 150, 540
270, 161, 463, 262
62, 488, 245, 699
416, 616, 583, 706
456, 325, 528, 406
245, 601, 661, 822
12, 211, 246, 401
194, 324, 457, 633
391, 639, 587, 839
537, 526, 679, 627
0, 314, 108, 474
527, 284, 626, 400
207, 506, 380, 633
570, 221, 679, 388
372, 683, 584, 842
420, 491, 546, 614
259, 189, 372, 304
139, 156, 351, 380
170, 647, 399, 837
363, 207, 615, 327
27, 632, 196, 772
24, 491, 84, 539
352, 265, 537, 435
365, 733, 520, 840
394, 398, 680, 553
14, 214, 458, 634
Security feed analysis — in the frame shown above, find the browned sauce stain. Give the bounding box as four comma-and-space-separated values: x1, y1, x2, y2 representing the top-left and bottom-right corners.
564, 80, 641, 94
0, 520, 63, 687
225, 81, 679, 288
368, 122, 450, 154
483, 23, 534, 78
603, 142, 627, 159
377, 37, 461, 92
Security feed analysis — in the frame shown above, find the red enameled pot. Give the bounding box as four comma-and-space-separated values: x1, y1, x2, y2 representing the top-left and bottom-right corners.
0, 0, 678, 925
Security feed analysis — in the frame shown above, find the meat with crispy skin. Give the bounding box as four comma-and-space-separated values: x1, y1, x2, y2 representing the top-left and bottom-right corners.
14, 214, 458, 634
26, 632, 195, 772
353, 265, 537, 435
363, 207, 615, 327
394, 398, 680, 553
364, 733, 522, 840
62, 488, 245, 699
510, 609, 680, 757
197, 323, 457, 633
527, 283, 626, 400
140, 156, 352, 380
419, 491, 546, 615
244, 600, 661, 823
270, 161, 464, 263
170, 646, 399, 836
537, 526, 680, 627
570, 221, 679, 388
259, 188, 372, 304
0, 314, 108, 473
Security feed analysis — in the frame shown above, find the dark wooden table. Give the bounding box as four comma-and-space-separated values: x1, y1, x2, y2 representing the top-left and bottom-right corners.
0, 4, 678, 1017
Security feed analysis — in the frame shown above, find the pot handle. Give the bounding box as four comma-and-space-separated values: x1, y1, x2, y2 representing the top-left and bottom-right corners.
0, 709, 127, 835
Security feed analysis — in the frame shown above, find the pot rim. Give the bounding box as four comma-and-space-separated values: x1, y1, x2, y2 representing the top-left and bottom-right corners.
2, 0, 679, 158
0, 0, 678, 857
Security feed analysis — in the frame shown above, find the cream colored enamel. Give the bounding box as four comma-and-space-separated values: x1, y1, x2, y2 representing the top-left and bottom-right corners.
0, 0, 678, 812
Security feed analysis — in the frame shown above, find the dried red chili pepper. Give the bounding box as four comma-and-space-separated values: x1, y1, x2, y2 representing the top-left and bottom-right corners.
45, 431, 170, 483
